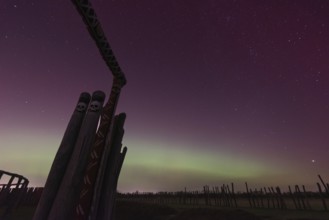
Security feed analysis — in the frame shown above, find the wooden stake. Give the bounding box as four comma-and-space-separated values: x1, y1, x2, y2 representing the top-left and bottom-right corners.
48, 91, 105, 220
33, 92, 91, 220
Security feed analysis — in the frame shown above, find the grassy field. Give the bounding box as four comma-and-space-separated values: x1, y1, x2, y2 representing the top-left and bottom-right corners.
1, 201, 328, 220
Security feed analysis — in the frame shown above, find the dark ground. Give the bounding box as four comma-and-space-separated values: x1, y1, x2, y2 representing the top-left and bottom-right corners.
115, 201, 329, 220
115, 200, 262, 220
1, 200, 328, 220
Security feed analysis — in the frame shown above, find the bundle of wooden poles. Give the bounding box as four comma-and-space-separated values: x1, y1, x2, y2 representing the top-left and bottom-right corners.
33, 0, 127, 219
33, 92, 127, 220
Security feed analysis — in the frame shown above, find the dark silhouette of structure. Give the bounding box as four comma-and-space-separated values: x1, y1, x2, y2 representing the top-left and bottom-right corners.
0, 170, 29, 218
33, 0, 128, 220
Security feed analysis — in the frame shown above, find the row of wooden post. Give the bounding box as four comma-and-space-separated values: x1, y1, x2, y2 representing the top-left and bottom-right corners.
118, 176, 329, 212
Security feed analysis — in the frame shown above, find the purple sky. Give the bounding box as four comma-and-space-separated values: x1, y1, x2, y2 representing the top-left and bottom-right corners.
1, 0, 329, 192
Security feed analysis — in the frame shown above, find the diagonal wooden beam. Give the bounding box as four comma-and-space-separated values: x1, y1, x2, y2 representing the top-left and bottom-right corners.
71, 0, 126, 84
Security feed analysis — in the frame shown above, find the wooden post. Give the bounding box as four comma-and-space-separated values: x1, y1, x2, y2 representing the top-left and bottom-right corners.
33, 92, 91, 220
212, 187, 217, 206
48, 91, 105, 220
294, 185, 302, 210
318, 175, 329, 195
275, 187, 286, 209
253, 188, 260, 208
223, 185, 228, 207
264, 187, 270, 208
288, 185, 298, 209
184, 191, 187, 205
231, 183, 238, 208
225, 184, 232, 207
1, 175, 15, 217
268, 187, 276, 208
203, 186, 207, 205
259, 188, 264, 208
317, 182, 328, 211
302, 185, 312, 210
296, 185, 306, 210
11, 177, 24, 209
90, 113, 127, 220
214, 188, 218, 206
245, 182, 252, 208
251, 188, 256, 208
6, 176, 15, 189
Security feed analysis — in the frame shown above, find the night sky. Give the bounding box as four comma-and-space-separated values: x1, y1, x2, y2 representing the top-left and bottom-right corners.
1, 0, 329, 192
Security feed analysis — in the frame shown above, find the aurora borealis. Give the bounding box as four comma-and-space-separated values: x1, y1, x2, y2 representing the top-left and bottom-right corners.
1, 0, 329, 192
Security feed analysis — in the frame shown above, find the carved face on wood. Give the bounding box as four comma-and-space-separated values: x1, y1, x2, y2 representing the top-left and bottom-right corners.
89, 101, 101, 112
76, 102, 88, 112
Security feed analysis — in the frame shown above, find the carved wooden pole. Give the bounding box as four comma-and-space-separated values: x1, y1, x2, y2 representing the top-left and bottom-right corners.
71, 0, 126, 79
48, 91, 105, 220
91, 113, 127, 220
74, 81, 125, 220
33, 92, 91, 220
70, 0, 127, 219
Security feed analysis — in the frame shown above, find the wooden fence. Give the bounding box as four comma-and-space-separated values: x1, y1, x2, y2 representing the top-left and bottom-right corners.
118, 175, 329, 212
0, 170, 40, 218
1, 174, 328, 218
